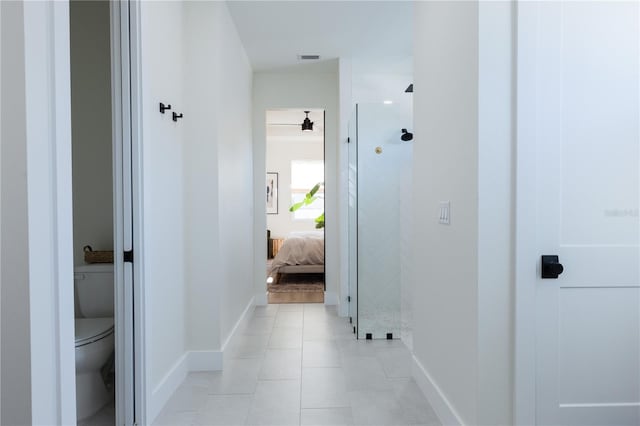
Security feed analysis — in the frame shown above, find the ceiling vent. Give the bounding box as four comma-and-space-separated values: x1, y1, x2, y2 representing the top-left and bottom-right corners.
298, 54, 321, 60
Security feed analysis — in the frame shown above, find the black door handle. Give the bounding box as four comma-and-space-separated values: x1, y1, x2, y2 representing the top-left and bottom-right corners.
541, 255, 564, 279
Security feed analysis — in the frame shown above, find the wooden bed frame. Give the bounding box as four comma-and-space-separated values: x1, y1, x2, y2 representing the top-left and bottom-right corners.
272, 264, 325, 284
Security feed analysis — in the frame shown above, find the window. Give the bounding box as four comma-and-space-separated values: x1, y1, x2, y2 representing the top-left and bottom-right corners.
291, 160, 324, 220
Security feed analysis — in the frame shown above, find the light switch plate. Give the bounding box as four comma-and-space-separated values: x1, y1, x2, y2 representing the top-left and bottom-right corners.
439, 201, 450, 225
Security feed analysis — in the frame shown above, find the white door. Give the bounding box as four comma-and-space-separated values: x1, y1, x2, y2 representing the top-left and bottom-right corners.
111, 1, 136, 424
519, 2, 640, 425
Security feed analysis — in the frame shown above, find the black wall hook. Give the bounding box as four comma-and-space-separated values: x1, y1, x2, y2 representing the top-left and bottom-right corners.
172, 112, 183, 122
159, 102, 172, 114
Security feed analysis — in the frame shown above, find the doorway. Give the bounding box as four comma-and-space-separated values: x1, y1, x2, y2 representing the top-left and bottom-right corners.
69, 1, 116, 423
69, 1, 138, 424
265, 109, 326, 304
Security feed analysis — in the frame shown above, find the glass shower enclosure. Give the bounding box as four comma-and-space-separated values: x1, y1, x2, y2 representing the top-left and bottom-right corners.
347, 103, 413, 340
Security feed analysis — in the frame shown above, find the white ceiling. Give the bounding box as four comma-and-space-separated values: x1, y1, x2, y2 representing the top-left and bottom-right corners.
226, 1, 413, 73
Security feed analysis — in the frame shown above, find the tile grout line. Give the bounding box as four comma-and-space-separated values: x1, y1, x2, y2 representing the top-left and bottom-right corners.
154, 304, 439, 426
243, 304, 276, 426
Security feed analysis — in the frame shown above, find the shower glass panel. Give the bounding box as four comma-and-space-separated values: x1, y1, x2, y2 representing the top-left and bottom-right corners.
347, 107, 358, 330
351, 102, 412, 340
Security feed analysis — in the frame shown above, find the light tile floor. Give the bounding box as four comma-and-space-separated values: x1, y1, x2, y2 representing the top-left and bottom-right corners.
78, 399, 115, 426
153, 304, 440, 426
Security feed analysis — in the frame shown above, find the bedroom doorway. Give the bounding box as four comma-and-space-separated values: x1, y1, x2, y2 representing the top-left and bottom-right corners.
265, 109, 326, 304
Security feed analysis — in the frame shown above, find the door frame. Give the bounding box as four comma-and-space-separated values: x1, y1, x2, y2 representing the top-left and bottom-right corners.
263, 108, 327, 299
514, 2, 540, 424
24, 0, 146, 423
255, 103, 338, 306
129, 1, 148, 422
21, 2, 77, 423
110, 0, 147, 424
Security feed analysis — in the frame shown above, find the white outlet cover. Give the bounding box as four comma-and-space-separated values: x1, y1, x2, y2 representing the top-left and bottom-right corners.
439, 201, 450, 225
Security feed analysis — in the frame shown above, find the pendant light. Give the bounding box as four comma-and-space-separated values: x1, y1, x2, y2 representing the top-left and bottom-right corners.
301, 111, 313, 132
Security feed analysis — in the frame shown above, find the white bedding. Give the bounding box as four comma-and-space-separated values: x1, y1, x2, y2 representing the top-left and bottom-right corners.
269, 234, 325, 276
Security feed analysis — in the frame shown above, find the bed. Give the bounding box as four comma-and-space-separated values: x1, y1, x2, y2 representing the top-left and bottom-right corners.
269, 231, 324, 284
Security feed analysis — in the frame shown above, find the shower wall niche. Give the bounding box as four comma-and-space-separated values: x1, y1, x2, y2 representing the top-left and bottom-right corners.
348, 103, 413, 340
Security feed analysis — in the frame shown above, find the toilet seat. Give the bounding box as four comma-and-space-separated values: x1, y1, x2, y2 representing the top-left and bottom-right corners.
75, 318, 114, 348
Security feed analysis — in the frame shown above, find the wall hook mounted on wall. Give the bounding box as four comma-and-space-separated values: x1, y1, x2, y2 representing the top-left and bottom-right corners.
172, 112, 183, 122
159, 102, 172, 114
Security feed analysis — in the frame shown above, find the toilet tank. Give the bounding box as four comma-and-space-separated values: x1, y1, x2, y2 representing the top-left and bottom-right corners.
74, 264, 114, 318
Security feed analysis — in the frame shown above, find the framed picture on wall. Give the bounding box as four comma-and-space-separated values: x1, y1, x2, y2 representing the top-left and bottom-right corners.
266, 172, 278, 214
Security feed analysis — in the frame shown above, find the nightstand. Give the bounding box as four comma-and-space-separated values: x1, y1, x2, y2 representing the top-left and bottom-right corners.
271, 238, 285, 258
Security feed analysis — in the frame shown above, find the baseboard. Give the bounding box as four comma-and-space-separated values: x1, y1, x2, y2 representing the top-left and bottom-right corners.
221, 296, 255, 352
254, 291, 268, 306
149, 353, 189, 423
148, 298, 255, 423
412, 354, 464, 426
187, 350, 223, 371
324, 291, 338, 305
148, 349, 225, 423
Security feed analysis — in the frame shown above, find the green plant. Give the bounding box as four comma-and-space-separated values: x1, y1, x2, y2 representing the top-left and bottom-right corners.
289, 182, 325, 229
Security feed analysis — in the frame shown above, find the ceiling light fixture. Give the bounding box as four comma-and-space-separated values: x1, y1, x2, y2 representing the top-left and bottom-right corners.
384, 100, 393, 105
301, 111, 313, 132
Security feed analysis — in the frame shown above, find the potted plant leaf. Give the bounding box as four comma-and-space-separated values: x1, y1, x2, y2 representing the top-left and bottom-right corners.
289, 182, 325, 229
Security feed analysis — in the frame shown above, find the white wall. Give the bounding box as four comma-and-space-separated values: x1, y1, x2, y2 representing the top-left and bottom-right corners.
253, 66, 339, 305
477, 2, 514, 424
69, 0, 113, 265
411, 2, 514, 425
144, 1, 255, 419
1, 2, 32, 423
1, 2, 76, 423
351, 69, 413, 119
208, 2, 254, 348
183, 0, 221, 357
140, 0, 186, 400
412, 2, 480, 424
183, 0, 255, 353
266, 137, 324, 237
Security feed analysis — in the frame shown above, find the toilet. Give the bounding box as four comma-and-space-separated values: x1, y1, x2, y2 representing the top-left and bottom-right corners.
74, 263, 115, 421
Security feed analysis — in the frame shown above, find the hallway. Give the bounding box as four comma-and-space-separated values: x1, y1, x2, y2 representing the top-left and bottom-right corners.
153, 304, 440, 425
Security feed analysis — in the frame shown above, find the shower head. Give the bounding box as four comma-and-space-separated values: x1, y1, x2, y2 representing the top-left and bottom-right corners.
401, 128, 413, 142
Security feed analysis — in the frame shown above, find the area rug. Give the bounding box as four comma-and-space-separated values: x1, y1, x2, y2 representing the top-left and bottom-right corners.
267, 274, 325, 304
276, 273, 325, 285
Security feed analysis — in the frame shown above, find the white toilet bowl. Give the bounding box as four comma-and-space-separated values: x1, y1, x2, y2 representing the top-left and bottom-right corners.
75, 317, 114, 421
